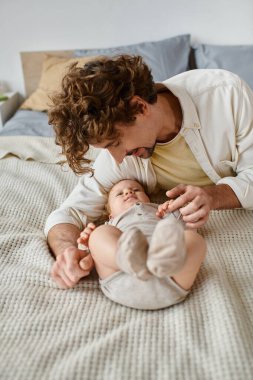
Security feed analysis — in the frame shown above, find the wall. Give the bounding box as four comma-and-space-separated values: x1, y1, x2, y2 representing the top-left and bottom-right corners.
1, 0, 253, 96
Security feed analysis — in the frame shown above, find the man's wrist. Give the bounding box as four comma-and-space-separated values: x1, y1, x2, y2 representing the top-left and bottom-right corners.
47, 223, 81, 258
204, 184, 241, 210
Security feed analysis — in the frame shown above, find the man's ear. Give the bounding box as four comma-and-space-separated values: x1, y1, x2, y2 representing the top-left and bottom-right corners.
130, 96, 149, 116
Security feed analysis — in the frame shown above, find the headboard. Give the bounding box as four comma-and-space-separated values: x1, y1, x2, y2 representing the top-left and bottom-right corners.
20, 50, 75, 97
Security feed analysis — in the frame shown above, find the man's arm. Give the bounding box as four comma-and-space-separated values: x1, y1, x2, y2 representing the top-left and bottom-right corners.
204, 184, 241, 210
167, 77, 253, 228
48, 223, 94, 289
166, 183, 241, 229
48, 223, 82, 257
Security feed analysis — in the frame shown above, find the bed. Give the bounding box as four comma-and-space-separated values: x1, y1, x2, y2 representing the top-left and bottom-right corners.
1, 35, 253, 380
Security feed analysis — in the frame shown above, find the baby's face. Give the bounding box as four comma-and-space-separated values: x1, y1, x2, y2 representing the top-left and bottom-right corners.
108, 179, 150, 218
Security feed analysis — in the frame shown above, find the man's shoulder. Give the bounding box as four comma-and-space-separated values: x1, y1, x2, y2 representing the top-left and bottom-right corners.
163, 69, 241, 95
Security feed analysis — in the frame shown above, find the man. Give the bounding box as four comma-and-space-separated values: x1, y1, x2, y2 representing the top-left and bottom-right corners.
45, 55, 253, 289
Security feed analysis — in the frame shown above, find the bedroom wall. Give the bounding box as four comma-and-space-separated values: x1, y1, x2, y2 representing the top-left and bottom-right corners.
1, 0, 253, 97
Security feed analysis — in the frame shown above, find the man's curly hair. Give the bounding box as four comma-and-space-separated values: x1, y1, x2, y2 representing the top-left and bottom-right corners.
48, 54, 157, 174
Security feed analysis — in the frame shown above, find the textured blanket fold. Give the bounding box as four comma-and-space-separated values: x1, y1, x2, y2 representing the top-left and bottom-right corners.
0, 157, 253, 380
0, 136, 100, 163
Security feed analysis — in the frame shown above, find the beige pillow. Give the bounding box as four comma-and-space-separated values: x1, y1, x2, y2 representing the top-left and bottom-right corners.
21, 55, 96, 111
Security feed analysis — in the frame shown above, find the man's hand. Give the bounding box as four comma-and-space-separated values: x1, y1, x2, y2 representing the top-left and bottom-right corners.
51, 246, 94, 289
165, 183, 241, 229
47, 223, 94, 289
164, 184, 212, 228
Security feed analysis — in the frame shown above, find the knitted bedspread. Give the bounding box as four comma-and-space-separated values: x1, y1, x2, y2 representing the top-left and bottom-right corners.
1, 157, 253, 380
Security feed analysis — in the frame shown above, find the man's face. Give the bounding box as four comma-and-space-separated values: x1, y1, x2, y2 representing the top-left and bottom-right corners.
92, 114, 157, 163
108, 179, 150, 217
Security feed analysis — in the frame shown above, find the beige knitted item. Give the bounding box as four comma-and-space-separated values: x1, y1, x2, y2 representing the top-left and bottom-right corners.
116, 227, 151, 280
147, 217, 186, 277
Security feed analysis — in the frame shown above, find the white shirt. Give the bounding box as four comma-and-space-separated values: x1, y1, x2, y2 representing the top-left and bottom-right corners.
44, 69, 253, 235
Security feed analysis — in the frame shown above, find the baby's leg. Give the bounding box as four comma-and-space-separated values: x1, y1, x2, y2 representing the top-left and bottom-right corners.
88, 225, 122, 279
172, 230, 206, 290
88, 225, 151, 280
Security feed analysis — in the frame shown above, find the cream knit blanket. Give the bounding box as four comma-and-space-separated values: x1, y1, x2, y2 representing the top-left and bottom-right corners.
0, 136, 100, 163
0, 157, 253, 380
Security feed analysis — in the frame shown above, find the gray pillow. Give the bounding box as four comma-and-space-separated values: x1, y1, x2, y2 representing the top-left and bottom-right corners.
192, 43, 253, 89
0, 110, 55, 136
75, 34, 191, 82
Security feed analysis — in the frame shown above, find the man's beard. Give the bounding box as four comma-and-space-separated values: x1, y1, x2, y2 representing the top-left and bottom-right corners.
126, 145, 156, 159
143, 145, 156, 158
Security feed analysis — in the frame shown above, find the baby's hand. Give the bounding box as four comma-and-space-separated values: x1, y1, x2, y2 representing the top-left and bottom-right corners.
77, 222, 96, 248
156, 200, 174, 218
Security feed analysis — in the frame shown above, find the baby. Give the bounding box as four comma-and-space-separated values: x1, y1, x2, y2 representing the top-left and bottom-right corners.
78, 179, 206, 310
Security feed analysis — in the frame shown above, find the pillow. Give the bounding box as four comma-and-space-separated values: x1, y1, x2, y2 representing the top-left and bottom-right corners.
20, 55, 97, 112
0, 110, 54, 136
75, 34, 191, 82
192, 43, 253, 90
